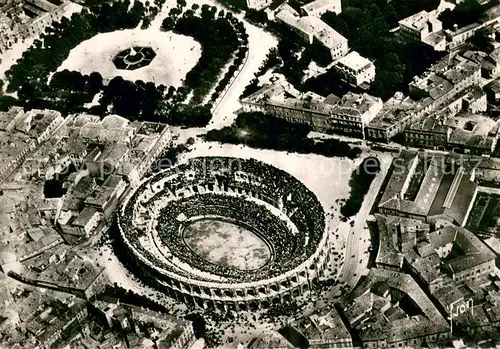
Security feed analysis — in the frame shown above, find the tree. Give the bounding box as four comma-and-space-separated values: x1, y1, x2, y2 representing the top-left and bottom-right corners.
168, 7, 182, 17
51, 70, 86, 91
471, 28, 494, 53
340, 157, 380, 217
88, 72, 103, 92
162, 17, 175, 30
18, 82, 37, 102
439, 0, 498, 29
171, 11, 241, 104
0, 96, 17, 111
167, 104, 212, 126
244, 9, 268, 26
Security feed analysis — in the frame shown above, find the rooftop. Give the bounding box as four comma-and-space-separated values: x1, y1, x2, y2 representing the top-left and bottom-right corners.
379, 152, 479, 224
344, 269, 449, 343
269, 92, 334, 115
411, 72, 453, 100
447, 114, 499, 148
26, 297, 87, 345
72, 206, 100, 227
485, 78, 500, 94
241, 83, 286, 104
379, 150, 418, 207
323, 93, 341, 105
92, 302, 192, 347
101, 115, 129, 129
0, 107, 23, 131
137, 122, 167, 136
313, 23, 347, 49
27, 109, 62, 140
427, 170, 478, 226
398, 10, 439, 31
84, 174, 125, 208
301, 0, 340, 14
275, 10, 347, 48
336, 51, 372, 71
332, 92, 382, 123
34, 250, 105, 291
409, 55, 481, 103
375, 214, 430, 269
293, 308, 351, 344
367, 94, 416, 130
248, 331, 294, 349
404, 224, 495, 284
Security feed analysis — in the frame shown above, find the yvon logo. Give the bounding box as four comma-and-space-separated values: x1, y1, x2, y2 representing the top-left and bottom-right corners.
447, 298, 473, 332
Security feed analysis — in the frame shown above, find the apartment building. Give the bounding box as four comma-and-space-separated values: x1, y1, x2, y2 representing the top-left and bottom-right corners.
398, 10, 446, 51
246, 0, 272, 10
335, 51, 376, 86
0, 0, 78, 54
300, 0, 341, 17
276, 10, 348, 60
241, 83, 382, 136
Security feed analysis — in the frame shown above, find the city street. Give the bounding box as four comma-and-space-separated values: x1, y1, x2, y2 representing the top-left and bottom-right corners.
206, 9, 277, 128
336, 154, 392, 289
302, 152, 392, 315
155, 0, 278, 129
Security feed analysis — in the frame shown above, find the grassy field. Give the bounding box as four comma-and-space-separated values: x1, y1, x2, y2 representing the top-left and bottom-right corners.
466, 193, 500, 234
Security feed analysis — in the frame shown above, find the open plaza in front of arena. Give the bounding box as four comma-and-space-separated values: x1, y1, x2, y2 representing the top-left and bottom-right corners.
88, 136, 367, 346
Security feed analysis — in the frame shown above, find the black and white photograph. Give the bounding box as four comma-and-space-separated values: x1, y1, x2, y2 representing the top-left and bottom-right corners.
1, 0, 500, 348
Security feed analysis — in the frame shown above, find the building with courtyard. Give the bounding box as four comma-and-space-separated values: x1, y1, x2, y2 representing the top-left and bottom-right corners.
366, 54, 482, 143
404, 111, 499, 155
378, 150, 478, 226
339, 269, 450, 348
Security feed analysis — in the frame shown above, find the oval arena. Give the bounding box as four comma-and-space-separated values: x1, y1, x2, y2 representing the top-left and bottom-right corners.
117, 157, 332, 311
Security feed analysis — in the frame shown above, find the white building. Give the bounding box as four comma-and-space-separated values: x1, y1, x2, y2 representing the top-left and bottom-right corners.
314, 22, 348, 61
330, 92, 383, 136
398, 10, 446, 51
241, 83, 382, 136
0, 1, 77, 54
72, 207, 103, 238
300, 0, 341, 17
399, 10, 443, 41
335, 51, 376, 86
246, 0, 273, 10
276, 10, 348, 60
123, 122, 172, 187
26, 109, 65, 145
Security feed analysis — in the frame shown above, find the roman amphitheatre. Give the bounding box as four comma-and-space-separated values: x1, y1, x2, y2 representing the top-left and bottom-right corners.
117, 156, 334, 311
57, 28, 201, 86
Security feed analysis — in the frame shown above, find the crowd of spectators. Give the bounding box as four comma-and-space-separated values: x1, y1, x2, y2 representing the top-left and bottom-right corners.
118, 157, 327, 285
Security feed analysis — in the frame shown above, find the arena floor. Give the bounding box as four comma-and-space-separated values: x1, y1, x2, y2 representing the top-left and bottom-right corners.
56, 28, 201, 87
182, 218, 271, 271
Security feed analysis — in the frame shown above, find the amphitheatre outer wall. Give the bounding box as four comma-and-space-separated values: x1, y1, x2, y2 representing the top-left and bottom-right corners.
117, 157, 333, 311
